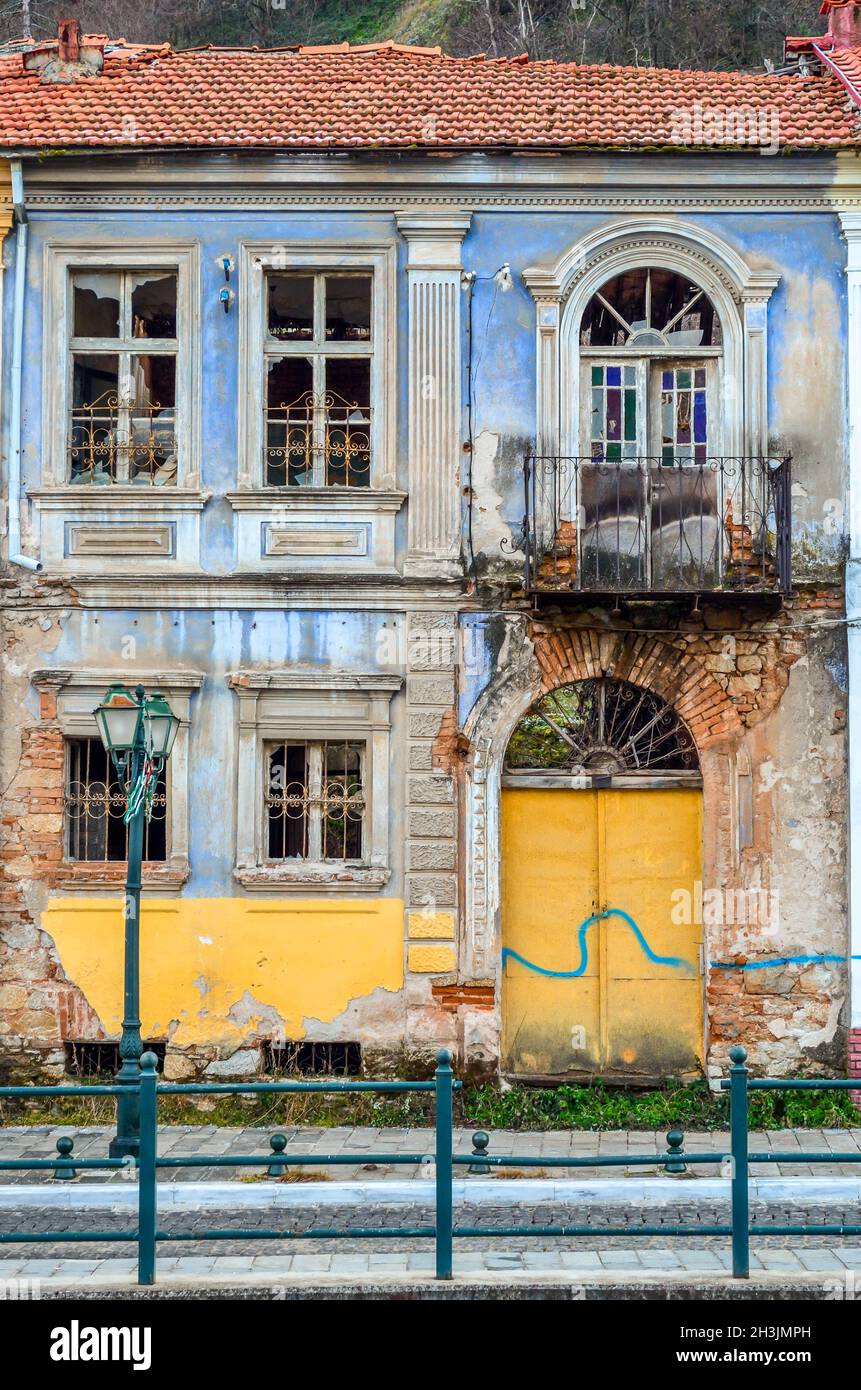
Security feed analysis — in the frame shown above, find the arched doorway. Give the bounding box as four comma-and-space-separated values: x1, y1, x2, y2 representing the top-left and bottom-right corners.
501, 676, 704, 1081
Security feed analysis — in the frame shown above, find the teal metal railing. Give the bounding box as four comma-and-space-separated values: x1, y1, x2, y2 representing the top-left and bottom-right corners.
719, 1044, 861, 1277
0, 1043, 859, 1284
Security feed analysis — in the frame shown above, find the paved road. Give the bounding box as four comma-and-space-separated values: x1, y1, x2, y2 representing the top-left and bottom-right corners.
3, 1125, 860, 1182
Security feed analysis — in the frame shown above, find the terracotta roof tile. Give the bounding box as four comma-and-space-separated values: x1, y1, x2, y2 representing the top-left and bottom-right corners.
0, 38, 858, 151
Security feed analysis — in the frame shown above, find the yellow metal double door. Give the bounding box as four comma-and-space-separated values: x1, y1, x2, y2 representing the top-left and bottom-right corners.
501, 787, 703, 1080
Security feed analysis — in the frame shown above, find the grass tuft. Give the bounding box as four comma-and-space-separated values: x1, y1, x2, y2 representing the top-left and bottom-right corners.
0, 1075, 858, 1132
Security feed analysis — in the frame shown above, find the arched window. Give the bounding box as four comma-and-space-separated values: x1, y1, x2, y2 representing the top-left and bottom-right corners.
580, 267, 722, 464
505, 678, 699, 775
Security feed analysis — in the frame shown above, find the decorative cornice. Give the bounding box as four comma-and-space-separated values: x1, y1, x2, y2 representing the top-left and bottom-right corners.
62, 574, 469, 610
524, 217, 772, 307
22, 192, 854, 213
395, 209, 472, 238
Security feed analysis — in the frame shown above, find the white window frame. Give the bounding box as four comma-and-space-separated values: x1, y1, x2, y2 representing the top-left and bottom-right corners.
237, 241, 397, 491
229, 671, 402, 894
32, 668, 202, 893
523, 217, 779, 462
40, 244, 201, 491
260, 268, 374, 488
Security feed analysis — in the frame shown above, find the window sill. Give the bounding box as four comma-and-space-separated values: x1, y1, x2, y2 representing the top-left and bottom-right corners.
30, 487, 208, 510
234, 864, 392, 895
54, 862, 190, 894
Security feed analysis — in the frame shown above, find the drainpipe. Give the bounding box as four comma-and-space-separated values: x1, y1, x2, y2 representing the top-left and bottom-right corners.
6, 158, 41, 571
844, 212, 861, 1080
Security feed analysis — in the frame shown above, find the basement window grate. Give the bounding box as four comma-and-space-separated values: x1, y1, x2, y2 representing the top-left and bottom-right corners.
262, 1041, 362, 1077
64, 1041, 166, 1076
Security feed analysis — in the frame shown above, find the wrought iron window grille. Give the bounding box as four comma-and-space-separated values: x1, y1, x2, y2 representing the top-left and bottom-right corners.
65, 737, 167, 862
265, 389, 371, 488
265, 739, 366, 862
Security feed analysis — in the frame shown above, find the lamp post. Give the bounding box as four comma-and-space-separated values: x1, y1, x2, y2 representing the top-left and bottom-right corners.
93, 682, 179, 1159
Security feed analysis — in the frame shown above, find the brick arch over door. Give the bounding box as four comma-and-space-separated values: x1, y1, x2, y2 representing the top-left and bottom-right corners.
460, 617, 739, 1074
529, 625, 744, 749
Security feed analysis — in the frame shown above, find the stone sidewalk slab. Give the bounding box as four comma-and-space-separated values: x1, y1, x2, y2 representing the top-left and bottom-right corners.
2, 1249, 859, 1300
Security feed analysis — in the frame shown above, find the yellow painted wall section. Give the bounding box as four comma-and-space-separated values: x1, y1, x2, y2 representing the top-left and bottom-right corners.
42, 897, 404, 1047
0, 162, 12, 233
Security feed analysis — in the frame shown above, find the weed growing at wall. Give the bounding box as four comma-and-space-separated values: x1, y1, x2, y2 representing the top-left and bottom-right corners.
1, 1079, 857, 1131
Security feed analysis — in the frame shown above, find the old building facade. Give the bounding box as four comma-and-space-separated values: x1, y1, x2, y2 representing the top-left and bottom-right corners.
1, 16, 860, 1084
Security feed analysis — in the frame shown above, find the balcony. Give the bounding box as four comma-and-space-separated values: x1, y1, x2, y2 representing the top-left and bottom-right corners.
521, 454, 791, 603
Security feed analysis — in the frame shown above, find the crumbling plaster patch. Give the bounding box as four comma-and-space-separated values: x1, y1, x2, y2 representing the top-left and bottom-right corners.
470, 430, 521, 559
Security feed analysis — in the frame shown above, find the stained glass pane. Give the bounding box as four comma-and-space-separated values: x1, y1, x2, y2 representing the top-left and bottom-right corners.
606, 388, 621, 440
624, 388, 637, 441
590, 364, 637, 457
694, 368, 706, 388
591, 388, 602, 438
658, 366, 707, 465
676, 391, 691, 445
693, 390, 707, 444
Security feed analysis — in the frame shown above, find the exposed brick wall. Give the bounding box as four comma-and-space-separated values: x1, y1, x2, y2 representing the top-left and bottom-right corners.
0, 725, 69, 1079
850, 1027, 861, 1107
0, 694, 186, 1078
528, 606, 807, 747
431, 982, 495, 1011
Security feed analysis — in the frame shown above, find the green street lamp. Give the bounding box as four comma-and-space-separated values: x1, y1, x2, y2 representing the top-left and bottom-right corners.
93, 682, 180, 1159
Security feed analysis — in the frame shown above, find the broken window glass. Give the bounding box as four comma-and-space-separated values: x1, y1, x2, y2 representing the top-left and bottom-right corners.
268, 273, 315, 340
130, 273, 177, 339
325, 274, 372, 341
66, 737, 167, 860
580, 268, 720, 348
266, 357, 314, 486
72, 272, 121, 338
70, 354, 120, 483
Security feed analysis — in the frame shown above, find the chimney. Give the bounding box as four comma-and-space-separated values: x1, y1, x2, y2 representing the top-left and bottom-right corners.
57, 17, 81, 62
822, 0, 861, 48
23, 19, 105, 81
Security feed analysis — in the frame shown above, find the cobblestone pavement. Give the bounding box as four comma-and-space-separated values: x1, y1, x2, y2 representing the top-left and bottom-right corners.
1, 1242, 860, 1283
2, 1125, 861, 1182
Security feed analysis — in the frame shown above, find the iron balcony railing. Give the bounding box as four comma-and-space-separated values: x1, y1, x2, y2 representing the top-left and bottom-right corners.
522, 454, 792, 597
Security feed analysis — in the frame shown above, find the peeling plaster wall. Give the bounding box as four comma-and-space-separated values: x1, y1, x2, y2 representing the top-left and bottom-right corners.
0, 157, 852, 1082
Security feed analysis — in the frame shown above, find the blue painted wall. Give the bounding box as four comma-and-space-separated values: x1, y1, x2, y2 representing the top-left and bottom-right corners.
6, 192, 849, 889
